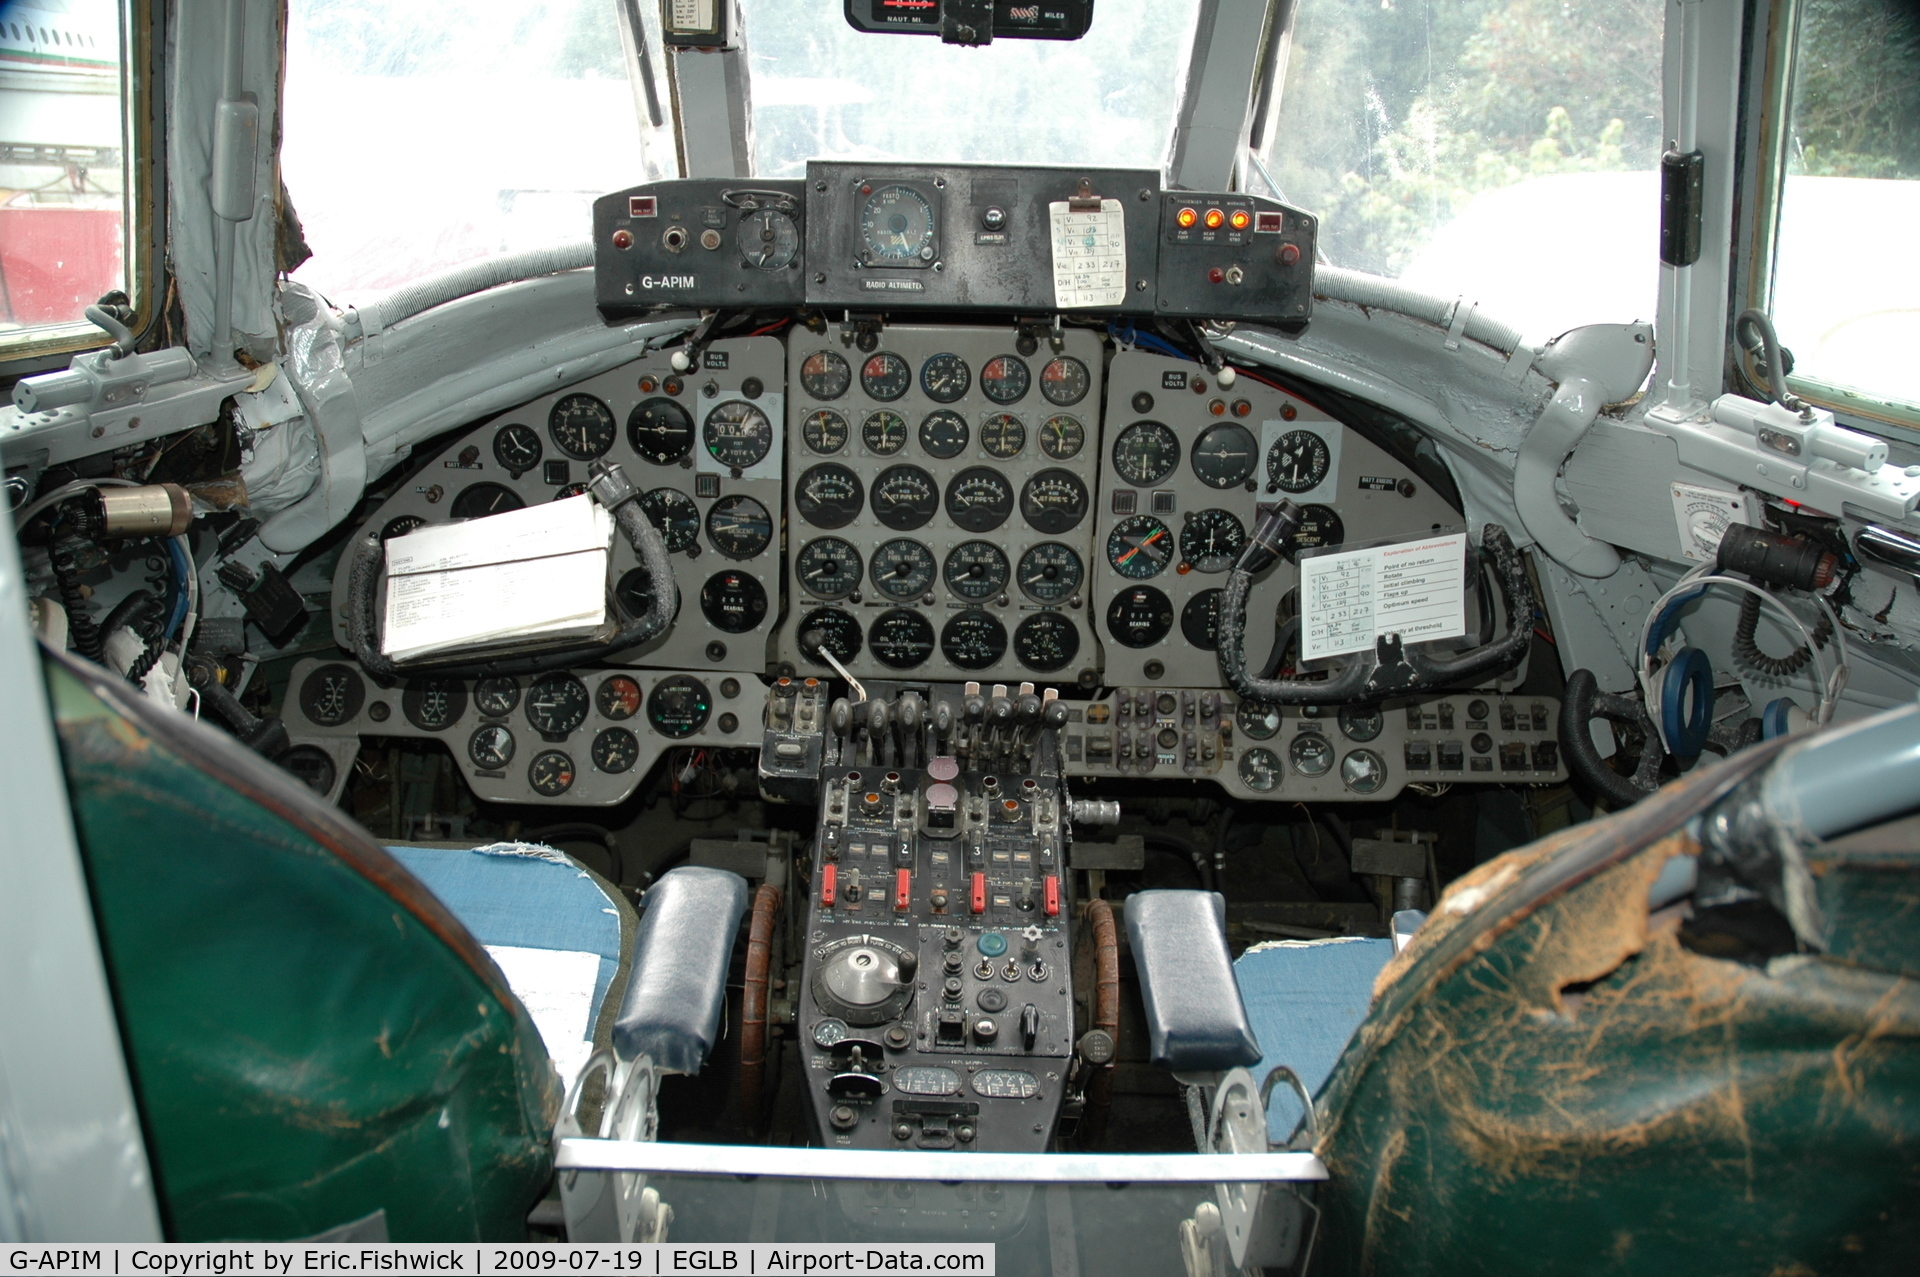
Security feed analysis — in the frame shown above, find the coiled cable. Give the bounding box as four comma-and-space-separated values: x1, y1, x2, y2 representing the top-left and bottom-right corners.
1733, 590, 1832, 677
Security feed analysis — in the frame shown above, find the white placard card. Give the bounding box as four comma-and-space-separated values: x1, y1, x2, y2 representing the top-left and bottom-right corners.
1299, 531, 1470, 662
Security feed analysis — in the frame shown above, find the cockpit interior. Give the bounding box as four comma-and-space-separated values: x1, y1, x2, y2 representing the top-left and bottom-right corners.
4, 0, 1920, 1271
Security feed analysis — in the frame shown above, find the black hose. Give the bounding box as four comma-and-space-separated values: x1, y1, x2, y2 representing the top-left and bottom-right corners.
1559, 669, 1660, 809
1732, 591, 1830, 677
103, 588, 167, 685
51, 536, 105, 663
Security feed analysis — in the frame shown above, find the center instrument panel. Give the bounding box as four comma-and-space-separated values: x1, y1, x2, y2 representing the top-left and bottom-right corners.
293, 165, 1565, 808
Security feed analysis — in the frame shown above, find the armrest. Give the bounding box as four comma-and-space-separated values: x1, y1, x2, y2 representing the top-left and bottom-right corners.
611, 867, 749, 1073
1125, 890, 1262, 1073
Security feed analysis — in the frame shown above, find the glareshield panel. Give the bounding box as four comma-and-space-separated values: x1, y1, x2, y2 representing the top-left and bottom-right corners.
1771, 0, 1920, 412
1258, 0, 1665, 345
741, 0, 1201, 177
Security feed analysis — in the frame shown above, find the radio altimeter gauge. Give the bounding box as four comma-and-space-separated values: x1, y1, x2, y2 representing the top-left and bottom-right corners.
646, 674, 712, 738
627, 398, 694, 464
737, 208, 799, 270
704, 400, 773, 469
1267, 429, 1331, 494
548, 394, 616, 460
796, 537, 861, 599
1013, 612, 1078, 673
795, 464, 864, 528
1018, 543, 1083, 603
859, 184, 936, 266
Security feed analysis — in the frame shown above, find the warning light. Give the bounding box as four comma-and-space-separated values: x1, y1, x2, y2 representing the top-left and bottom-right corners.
1229, 210, 1251, 230
1204, 208, 1226, 229
1177, 206, 1198, 228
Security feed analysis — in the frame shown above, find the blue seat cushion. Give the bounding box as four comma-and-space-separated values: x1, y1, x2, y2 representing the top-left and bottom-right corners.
612, 866, 749, 1074
1125, 890, 1263, 1073
1235, 937, 1394, 1144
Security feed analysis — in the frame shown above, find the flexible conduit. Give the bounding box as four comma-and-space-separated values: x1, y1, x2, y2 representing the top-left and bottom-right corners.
1314, 266, 1530, 358
350, 242, 595, 335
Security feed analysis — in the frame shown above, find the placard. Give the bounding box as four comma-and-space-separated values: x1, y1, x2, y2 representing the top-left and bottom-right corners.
1049, 198, 1127, 308
1300, 531, 1469, 662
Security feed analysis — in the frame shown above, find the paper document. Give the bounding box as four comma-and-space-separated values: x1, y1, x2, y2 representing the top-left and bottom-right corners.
1049, 198, 1128, 308
382, 495, 613, 662
485, 944, 600, 1094
1299, 532, 1469, 662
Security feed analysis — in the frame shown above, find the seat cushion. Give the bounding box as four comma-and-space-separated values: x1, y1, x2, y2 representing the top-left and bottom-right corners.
1235, 937, 1394, 1143
1124, 890, 1264, 1073
612, 866, 750, 1074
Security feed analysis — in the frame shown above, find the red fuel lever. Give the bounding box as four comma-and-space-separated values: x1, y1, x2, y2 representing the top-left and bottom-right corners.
1043, 874, 1060, 918
820, 863, 837, 908
970, 871, 987, 915
895, 868, 912, 912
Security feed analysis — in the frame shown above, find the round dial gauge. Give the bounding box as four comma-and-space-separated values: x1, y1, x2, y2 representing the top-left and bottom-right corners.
402, 678, 468, 732
944, 541, 1010, 600
861, 409, 908, 454
492, 423, 542, 473
860, 184, 936, 264
799, 349, 852, 400
549, 394, 616, 460
1237, 699, 1282, 740
552, 483, 590, 501
941, 610, 1007, 671
870, 538, 936, 599
703, 400, 773, 469
451, 483, 524, 521
1013, 612, 1079, 673
1292, 503, 1346, 553
1107, 514, 1174, 579
381, 514, 426, 543
812, 1017, 849, 1048
647, 674, 712, 738
861, 352, 912, 401
980, 355, 1030, 404
1267, 429, 1332, 493
870, 464, 939, 531
1341, 748, 1387, 794
868, 609, 935, 669
1018, 543, 1084, 603
918, 410, 969, 459
1106, 586, 1174, 648
1180, 509, 1247, 573
738, 208, 799, 269
706, 494, 773, 559
700, 570, 768, 633
592, 727, 640, 774
474, 677, 520, 718
298, 663, 364, 727
979, 413, 1026, 459
1338, 705, 1384, 742
944, 467, 1014, 533
281, 745, 337, 796
640, 487, 700, 552
595, 675, 642, 721
802, 409, 850, 454
528, 750, 576, 797
468, 724, 515, 770
796, 537, 862, 600
1113, 421, 1180, 487
1019, 468, 1089, 534
794, 463, 864, 528
1039, 414, 1086, 460
798, 607, 862, 663
1239, 748, 1282, 793
614, 565, 682, 623
1180, 588, 1224, 650
525, 674, 590, 737
920, 353, 971, 403
1191, 423, 1258, 488
1290, 732, 1333, 777
1039, 356, 1091, 406
627, 397, 694, 465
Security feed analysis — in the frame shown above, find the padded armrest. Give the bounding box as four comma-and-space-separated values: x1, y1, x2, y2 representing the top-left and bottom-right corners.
612, 867, 748, 1073
1125, 890, 1262, 1073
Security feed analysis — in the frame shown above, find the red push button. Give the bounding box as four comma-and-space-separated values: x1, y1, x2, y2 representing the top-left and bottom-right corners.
820, 863, 837, 907
970, 871, 987, 914
1279, 243, 1301, 266
1043, 875, 1060, 918
895, 868, 912, 912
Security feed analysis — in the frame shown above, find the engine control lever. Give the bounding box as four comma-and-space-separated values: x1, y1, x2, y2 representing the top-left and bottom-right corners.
801, 628, 867, 703
1021, 1003, 1039, 1052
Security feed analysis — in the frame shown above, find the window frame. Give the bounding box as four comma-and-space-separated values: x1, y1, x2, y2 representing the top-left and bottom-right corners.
0, 0, 166, 377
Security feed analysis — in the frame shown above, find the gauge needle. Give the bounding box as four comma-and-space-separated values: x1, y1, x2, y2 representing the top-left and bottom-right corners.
1116, 530, 1166, 566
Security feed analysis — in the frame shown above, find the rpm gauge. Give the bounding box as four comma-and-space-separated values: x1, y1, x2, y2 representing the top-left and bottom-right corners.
920, 353, 970, 403
1106, 586, 1174, 648
800, 350, 852, 400
799, 607, 862, 663
1013, 612, 1079, 673
940, 610, 1007, 671
737, 208, 799, 269
861, 410, 908, 454
795, 463, 863, 528
640, 488, 700, 552
918, 410, 969, 459
1039, 414, 1085, 460
943, 541, 1009, 600
871, 538, 936, 599
706, 494, 773, 559
704, 400, 773, 469
492, 423, 542, 474
1018, 543, 1083, 603
1107, 514, 1173, 579
402, 678, 468, 732
1180, 509, 1246, 573
859, 183, 936, 265
861, 352, 911, 401
592, 727, 640, 775
980, 355, 1030, 404
1018, 468, 1088, 534
871, 464, 939, 531
528, 750, 576, 797
945, 468, 1014, 533
646, 674, 712, 738
1191, 423, 1258, 488
802, 409, 849, 454
1112, 422, 1180, 487
627, 398, 694, 464
549, 393, 616, 460
1039, 356, 1090, 406
298, 663, 364, 727
980, 413, 1026, 459
796, 536, 861, 600
525, 674, 590, 738
700, 570, 768, 633
1267, 429, 1332, 494
869, 609, 935, 669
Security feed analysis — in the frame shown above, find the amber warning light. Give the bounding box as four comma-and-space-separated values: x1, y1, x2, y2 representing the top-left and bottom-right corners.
1230, 210, 1251, 230
1177, 207, 1198, 228
1204, 208, 1226, 229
